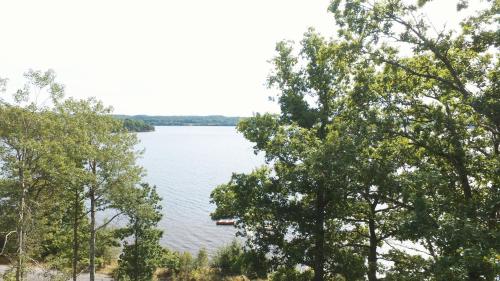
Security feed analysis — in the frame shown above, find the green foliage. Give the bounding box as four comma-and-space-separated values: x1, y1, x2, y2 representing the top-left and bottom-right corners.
122, 119, 155, 132
212, 1, 499, 281
59, 97, 145, 280
160, 248, 182, 273
0, 69, 70, 279
115, 183, 164, 281
0, 71, 155, 281
30, 194, 90, 270
177, 252, 195, 279
327, 0, 499, 279
1, 1, 499, 280
0, 179, 18, 259
95, 228, 121, 269
269, 267, 314, 281
115, 228, 164, 281
212, 240, 269, 279
211, 29, 371, 281
195, 248, 209, 269
212, 241, 245, 277
383, 250, 431, 281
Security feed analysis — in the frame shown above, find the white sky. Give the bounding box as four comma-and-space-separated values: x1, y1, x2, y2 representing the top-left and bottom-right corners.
0, 0, 476, 116
0, 0, 336, 116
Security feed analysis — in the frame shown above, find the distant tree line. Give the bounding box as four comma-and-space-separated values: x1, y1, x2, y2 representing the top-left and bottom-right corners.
121, 118, 155, 132
114, 115, 242, 126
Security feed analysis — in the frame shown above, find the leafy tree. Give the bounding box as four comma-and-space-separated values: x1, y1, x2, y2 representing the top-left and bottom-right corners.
58, 97, 143, 281
329, 0, 499, 279
211, 240, 244, 277
115, 183, 164, 281
0, 72, 146, 281
212, 2, 499, 279
330, 60, 415, 281
211, 30, 366, 281
211, 240, 269, 279
0, 70, 66, 281
50, 99, 94, 281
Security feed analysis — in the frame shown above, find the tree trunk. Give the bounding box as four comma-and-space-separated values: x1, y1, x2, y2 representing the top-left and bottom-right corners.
456, 161, 472, 204
313, 187, 325, 281
16, 171, 26, 281
89, 185, 96, 281
89, 161, 97, 281
134, 221, 139, 281
72, 189, 80, 281
367, 214, 378, 281
445, 104, 481, 280
445, 106, 473, 206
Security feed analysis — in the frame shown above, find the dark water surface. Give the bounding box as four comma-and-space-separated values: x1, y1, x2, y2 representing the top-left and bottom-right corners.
136, 126, 263, 255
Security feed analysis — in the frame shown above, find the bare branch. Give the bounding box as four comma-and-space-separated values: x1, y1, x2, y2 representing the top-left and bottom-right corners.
0, 231, 16, 256
95, 212, 125, 231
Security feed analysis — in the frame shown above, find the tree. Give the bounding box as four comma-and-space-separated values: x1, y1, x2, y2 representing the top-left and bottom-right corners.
211, 30, 366, 281
328, 58, 425, 281
59, 98, 143, 281
330, 0, 499, 279
115, 183, 164, 281
0, 70, 66, 281
0, 71, 146, 281
213, 1, 499, 279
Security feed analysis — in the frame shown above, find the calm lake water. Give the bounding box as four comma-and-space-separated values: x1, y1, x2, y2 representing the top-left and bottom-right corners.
136, 126, 263, 255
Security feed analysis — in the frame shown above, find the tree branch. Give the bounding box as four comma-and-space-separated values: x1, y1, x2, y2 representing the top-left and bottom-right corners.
95, 212, 125, 231
0, 230, 16, 256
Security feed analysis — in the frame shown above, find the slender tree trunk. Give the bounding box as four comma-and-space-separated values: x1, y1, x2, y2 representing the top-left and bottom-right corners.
16, 171, 26, 281
134, 221, 139, 281
456, 161, 472, 203
313, 187, 325, 281
89, 185, 96, 281
445, 107, 473, 205
72, 189, 80, 281
89, 161, 97, 281
367, 213, 378, 281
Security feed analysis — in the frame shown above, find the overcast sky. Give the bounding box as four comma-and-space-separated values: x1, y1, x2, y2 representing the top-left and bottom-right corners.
0, 0, 471, 116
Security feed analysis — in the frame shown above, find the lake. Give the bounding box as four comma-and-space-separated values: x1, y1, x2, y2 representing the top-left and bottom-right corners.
136, 126, 263, 255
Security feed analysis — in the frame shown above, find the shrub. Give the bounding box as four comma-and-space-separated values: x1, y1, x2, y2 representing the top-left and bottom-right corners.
269, 267, 314, 281
195, 248, 209, 269
212, 240, 245, 276
212, 240, 269, 279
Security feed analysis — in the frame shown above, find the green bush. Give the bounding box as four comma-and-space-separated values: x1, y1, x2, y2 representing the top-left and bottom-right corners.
195, 248, 209, 269
212, 240, 245, 276
211, 240, 269, 279
269, 267, 314, 281
161, 248, 181, 272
